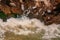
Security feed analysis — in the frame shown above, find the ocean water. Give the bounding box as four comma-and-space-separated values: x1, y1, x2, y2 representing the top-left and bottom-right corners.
0, 16, 60, 40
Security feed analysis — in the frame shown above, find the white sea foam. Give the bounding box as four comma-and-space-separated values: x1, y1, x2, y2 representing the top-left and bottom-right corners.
0, 16, 60, 40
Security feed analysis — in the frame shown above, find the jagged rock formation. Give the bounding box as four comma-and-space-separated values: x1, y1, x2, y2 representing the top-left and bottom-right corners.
0, 0, 60, 25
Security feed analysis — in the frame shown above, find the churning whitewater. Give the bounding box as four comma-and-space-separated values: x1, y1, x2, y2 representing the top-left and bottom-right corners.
0, 16, 60, 40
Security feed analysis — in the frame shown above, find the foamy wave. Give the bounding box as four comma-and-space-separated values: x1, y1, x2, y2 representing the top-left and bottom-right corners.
0, 16, 60, 40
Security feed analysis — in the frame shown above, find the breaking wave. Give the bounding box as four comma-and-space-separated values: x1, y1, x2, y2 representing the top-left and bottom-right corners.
0, 16, 60, 40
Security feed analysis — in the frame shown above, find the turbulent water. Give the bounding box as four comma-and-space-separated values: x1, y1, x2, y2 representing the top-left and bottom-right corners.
0, 16, 60, 40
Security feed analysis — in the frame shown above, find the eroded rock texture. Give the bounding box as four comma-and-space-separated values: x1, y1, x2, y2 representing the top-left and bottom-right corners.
0, 0, 60, 25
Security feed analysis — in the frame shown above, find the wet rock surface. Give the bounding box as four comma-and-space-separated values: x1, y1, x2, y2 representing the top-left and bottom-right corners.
0, 0, 60, 25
